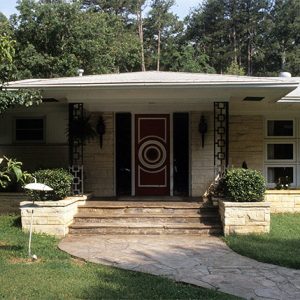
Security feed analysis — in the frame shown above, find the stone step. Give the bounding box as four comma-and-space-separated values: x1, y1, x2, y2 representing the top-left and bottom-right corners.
78, 203, 217, 215
69, 223, 223, 235
73, 213, 220, 224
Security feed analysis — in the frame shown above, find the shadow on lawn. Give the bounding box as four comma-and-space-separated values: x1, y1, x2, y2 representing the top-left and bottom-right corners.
12, 216, 22, 228
0, 245, 23, 251
81, 268, 204, 300
227, 235, 300, 269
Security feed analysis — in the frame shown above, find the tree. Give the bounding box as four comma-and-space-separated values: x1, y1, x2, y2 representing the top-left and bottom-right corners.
11, 0, 141, 78
0, 32, 42, 114
146, 0, 176, 71
225, 61, 245, 75
266, 0, 300, 75
185, 0, 229, 73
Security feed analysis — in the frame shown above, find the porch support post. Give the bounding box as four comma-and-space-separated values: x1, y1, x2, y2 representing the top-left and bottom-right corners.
68, 103, 84, 195
214, 102, 229, 177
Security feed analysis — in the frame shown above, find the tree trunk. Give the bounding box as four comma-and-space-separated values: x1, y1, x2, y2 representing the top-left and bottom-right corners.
281, 48, 286, 71
136, 3, 146, 72
157, 29, 161, 71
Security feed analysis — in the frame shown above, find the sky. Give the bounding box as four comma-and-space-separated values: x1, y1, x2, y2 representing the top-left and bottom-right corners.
0, 0, 202, 20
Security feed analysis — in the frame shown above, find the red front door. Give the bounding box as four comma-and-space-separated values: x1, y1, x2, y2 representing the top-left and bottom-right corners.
135, 114, 170, 196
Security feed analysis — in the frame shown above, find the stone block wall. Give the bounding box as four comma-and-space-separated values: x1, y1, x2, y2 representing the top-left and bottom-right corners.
229, 115, 264, 172
84, 112, 114, 196
219, 200, 270, 236
20, 196, 87, 236
265, 190, 300, 213
191, 112, 215, 196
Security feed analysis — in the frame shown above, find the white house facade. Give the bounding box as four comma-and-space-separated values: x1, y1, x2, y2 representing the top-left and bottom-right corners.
2, 71, 299, 198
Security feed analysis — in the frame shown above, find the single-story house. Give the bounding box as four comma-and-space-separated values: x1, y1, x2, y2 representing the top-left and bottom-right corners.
2, 71, 300, 198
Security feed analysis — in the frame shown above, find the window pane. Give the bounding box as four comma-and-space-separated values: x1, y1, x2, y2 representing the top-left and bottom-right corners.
267, 120, 293, 136
267, 144, 293, 160
16, 119, 43, 130
267, 167, 293, 183
15, 118, 44, 141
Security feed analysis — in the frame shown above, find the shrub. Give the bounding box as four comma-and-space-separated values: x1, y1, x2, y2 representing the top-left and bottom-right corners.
29, 168, 73, 201
224, 168, 266, 202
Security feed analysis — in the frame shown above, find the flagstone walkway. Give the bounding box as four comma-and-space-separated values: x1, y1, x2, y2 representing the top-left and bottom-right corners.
59, 235, 300, 300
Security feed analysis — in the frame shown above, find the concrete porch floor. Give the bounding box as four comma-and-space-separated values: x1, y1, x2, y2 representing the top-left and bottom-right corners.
59, 235, 300, 300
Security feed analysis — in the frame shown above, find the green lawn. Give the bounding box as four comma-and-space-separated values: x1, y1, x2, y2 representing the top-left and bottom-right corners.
0, 215, 238, 300
225, 213, 300, 269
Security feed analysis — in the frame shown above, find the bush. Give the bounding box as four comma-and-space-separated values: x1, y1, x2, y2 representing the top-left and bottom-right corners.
28, 168, 73, 201
224, 168, 266, 202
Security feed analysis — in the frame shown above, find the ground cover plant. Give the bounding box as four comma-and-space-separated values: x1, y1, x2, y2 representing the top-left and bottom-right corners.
225, 213, 300, 269
0, 215, 239, 300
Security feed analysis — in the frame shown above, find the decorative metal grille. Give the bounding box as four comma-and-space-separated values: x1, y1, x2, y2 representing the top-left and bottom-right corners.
214, 102, 229, 176
69, 103, 84, 194
69, 165, 84, 195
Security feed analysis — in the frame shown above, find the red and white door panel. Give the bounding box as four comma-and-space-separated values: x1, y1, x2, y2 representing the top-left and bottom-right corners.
135, 115, 170, 196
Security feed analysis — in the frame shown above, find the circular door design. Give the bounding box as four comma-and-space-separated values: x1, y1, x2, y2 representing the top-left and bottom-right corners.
138, 139, 167, 170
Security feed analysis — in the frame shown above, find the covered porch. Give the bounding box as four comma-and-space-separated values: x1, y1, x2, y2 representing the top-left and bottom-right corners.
5, 71, 299, 198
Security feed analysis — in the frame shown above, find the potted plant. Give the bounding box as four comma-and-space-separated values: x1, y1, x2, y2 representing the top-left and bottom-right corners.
67, 115, 97, 144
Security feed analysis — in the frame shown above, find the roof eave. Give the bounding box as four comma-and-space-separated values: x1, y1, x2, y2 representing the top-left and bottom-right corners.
6, 81, 299, 90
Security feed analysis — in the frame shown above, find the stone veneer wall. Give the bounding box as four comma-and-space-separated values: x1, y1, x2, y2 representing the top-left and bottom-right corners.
20, 196, 87, 236
265, 190, 300, 213
191, 112, 214, 196
229, 115, 264, 172
84, 112, 114, 196
219, 200, 270, 236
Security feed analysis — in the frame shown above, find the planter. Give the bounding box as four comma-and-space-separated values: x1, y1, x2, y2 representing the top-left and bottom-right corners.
20, 195, 90, 237
265, 190, 300, 213
0, 192, 27, 214
218, 200, 270, 236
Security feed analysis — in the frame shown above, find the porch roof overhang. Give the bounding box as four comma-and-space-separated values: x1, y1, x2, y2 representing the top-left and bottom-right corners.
6, 71, 299, 105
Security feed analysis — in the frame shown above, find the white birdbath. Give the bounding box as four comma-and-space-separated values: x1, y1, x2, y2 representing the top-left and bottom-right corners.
24, 178, 53, 259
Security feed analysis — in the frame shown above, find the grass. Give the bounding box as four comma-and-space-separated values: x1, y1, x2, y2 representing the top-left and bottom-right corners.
224, 213, 300, 269
0, 215, 239, 300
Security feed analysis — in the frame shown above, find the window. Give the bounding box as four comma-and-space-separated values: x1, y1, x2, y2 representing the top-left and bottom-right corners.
265, 119, 296, 187
14, 118, 45, 142
267, 120, 294, 137
266, 143, 294, 160
266, 166, 294, 185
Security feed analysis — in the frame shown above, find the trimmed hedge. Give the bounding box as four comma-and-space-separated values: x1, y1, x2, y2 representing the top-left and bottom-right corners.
28, 168, 73, 201
224, 168, 266, 202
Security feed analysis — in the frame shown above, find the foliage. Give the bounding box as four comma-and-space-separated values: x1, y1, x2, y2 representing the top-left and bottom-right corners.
225, 62, 245, 76
67, 115, 97, 143
0, 31, 42, 114
0, 156, 32, 190
11, 0, 141, 78
224, 168, 266, 202
0, 89, 42, 114
2, 0, 299, 77
184, 0, 300, 76
0, 215, 238, 300
29, 168, 73, 200
0, 33, 15, 83
225, 213, 300, 269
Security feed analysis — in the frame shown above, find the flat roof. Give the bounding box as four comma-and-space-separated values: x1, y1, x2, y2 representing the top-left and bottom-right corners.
7, 71, 299, 89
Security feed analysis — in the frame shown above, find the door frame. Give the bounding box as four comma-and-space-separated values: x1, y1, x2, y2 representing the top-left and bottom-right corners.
114, 111, 190, 197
